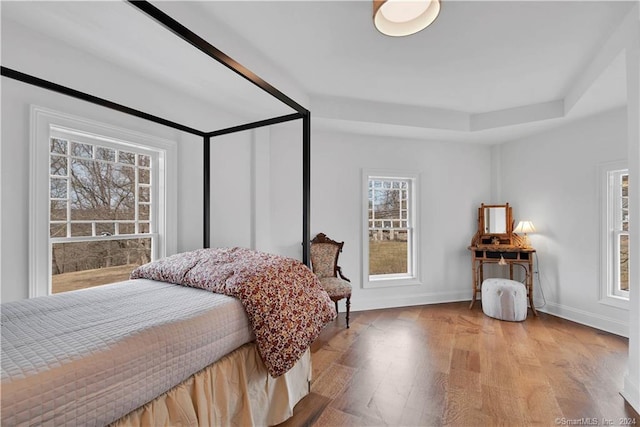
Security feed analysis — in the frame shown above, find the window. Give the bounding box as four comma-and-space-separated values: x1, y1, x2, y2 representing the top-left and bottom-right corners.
362, 170, 420, 288
49, 130, 157, 293
31, 107, 177, 297
600, 161, 630, 308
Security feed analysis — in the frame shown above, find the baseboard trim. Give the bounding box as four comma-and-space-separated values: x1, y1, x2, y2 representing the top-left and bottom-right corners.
350, 291, 470, 313
350, 296, 628, 337
622, 375, 640, 414
537, 301, 628, 337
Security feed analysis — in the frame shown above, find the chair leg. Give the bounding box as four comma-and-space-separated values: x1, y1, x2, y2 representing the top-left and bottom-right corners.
334, 301, 338, 315
346, 297, 350, 329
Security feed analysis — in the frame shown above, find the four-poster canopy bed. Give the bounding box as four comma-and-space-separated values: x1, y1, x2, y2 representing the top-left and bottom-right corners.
0, 1, 329, 425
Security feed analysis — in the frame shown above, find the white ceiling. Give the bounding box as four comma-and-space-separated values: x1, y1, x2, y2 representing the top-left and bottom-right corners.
197, 1, 628, 112
191, 0, 634, 143
1, 1, 635, 144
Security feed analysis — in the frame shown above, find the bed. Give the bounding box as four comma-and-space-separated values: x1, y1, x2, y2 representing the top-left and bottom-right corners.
2, 248, 336, 425
1, 1, 320, 425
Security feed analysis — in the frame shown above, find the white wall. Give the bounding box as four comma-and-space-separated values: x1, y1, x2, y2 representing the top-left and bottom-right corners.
268, 126, 493, 311
210, 132, 253, 249
206, 123, 304, 258
499, 108, 629, 336
269, 123, 304, 260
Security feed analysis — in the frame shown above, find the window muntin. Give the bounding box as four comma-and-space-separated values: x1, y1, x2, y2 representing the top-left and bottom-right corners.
48, 129, 158, 293
363, 171, 420, 288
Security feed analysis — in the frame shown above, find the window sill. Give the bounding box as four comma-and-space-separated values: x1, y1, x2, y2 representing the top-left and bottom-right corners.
599, 295, 630, 310
364, 275, 422, 289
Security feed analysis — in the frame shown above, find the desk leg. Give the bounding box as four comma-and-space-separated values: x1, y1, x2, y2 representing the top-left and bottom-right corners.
528, 259, 537, 316
470, 260, 478, 309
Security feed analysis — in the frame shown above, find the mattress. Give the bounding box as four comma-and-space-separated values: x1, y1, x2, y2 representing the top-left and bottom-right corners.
1, 279, 254, 426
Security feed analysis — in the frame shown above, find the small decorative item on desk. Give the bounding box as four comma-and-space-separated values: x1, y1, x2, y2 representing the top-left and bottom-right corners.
514, 220, 536, 248
492, 236, 500, 246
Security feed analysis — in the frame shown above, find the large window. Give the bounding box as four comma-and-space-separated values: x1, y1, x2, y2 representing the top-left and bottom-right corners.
362, 171, 420, 288
600, 161, 630, 308
31, 107, 177, 297
49, 130, 157, 293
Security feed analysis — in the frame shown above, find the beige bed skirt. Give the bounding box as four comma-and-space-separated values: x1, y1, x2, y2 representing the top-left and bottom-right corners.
111, 343, 311, 427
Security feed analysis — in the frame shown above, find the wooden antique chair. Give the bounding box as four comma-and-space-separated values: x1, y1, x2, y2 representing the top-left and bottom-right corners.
310, 233, 352, 328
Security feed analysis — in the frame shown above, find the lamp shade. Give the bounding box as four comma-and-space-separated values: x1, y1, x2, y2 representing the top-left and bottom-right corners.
373, 0, 441, 37
514, 221, 536, 234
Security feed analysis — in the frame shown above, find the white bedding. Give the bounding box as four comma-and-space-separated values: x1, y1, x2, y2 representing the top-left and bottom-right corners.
1, 279, 254, 426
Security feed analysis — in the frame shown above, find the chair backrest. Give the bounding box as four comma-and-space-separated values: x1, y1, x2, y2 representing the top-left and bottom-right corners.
310, 233, 344, 279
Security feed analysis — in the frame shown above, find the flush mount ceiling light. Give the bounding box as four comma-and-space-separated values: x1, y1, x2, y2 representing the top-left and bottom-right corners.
373, 0, 441, 37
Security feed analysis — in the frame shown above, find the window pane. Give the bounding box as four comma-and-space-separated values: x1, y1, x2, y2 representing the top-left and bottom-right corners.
50, 223, 66, 238
118, 151, 136, 164
619, 234, 629, 292
50, 155, 67, 176
70, 160, 135, 221
51, 238, 151, 293
139, 168, 150, 185
139, 204, 150, 221
50, 138, 68, 155
70, 159, 103, 218
369, 238, 408, 275
373, 190, 401, 220
138, 154, 150, 167
119, 223, 135, 234
96, 146, 115, 162
139, 186, 150, 203
71, 223, 93, 237
72, 142, 93, 158
50, 200, 67, 221
50, 178, 67, 198
96, 223, 115, 236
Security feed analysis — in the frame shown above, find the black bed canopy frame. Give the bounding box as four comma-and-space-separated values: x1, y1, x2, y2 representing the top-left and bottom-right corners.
1, 0, 313, 266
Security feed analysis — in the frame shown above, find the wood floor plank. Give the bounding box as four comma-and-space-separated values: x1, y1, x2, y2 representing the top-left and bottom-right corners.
312, 363, 356, 400
276, 392, 331, 427
278, 302, 638, 427
312, 406, 362, 427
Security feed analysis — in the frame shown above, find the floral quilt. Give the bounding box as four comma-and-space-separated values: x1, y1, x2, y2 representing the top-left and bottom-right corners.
130, 247, 336, 377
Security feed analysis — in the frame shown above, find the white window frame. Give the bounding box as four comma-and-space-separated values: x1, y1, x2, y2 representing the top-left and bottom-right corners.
599, 160, 629, 309
362, 169, 421, 288
30, 106, 177, 297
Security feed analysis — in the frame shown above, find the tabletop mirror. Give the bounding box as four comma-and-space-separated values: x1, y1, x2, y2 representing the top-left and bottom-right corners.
471, 203, 514, 246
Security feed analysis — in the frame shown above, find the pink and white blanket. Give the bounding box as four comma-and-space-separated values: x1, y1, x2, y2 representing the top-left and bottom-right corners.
131, 247, 336, 377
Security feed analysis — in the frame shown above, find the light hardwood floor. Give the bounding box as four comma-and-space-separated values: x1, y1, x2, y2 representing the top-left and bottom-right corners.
280, 302, 639, 427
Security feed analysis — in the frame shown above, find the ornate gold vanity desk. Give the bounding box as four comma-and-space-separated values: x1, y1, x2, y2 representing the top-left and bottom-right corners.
468, 203, 537, 316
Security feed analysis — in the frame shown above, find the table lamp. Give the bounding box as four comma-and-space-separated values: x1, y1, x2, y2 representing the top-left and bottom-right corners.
514, 220, 536, 248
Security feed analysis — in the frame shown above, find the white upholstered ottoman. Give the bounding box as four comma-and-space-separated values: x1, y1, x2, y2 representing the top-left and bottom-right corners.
481, 278, 528, 322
